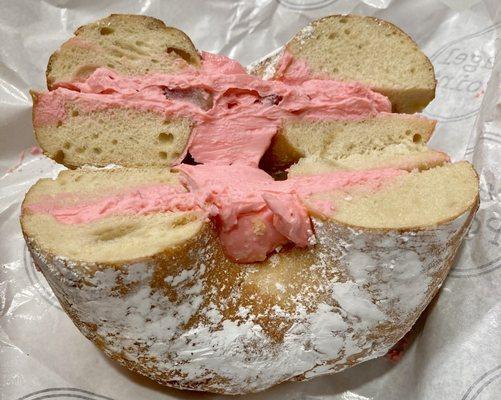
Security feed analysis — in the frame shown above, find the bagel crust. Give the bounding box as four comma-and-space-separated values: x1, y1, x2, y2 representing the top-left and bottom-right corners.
23, 201, 477, 394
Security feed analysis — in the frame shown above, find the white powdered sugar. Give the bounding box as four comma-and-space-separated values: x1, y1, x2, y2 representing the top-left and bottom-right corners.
331, 281, 386, 321
247, 47, 284, 80
26, 207, 475, 394
297, 25, 314, 44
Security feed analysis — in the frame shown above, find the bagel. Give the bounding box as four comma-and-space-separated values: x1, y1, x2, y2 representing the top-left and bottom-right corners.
46, 14, 201, 89
33, 14, 435, 169
22, 12, 479, 395
251, 14, 436, 113
21, 162, 478, 394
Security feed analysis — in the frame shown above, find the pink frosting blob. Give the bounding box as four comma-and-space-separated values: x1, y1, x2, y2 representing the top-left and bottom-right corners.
33, 51, 391, 167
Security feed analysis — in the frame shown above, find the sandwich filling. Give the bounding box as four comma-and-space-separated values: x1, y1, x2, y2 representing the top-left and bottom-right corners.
34, 51, 390, 166
27, 165, 405, 263
30, 51, 422, 262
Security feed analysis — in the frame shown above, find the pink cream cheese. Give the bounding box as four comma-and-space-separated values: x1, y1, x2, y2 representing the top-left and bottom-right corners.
27, 184, 198, 224
29, 51, 405, 262
28, 165, 405, 263
33, 51, 391, 166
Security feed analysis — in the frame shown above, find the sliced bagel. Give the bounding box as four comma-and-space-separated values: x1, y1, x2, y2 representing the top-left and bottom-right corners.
263, 113, 441, 174
21, 161, 478, 394
35, 14, 435, 170
31, 93, 193, 168
21, 168, 204, 262
252, 15, 436, 113
46, 14, 201, 89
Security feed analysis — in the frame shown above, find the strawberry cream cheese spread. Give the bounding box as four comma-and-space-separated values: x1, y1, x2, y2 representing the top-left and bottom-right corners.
28, 165, 405, 262
33, 51, 391, 166
30, 51, 403, 262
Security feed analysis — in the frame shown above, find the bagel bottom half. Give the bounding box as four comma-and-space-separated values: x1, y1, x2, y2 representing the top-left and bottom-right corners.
21, 162, 478, 394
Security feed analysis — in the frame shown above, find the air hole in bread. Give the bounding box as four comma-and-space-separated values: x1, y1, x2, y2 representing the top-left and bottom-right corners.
339, 17, 348, 23
344, 29, 351, 35
56, 121, 62, 128
110, 49, 124, 58
93, 147, 102, 154
63, 142, 71, 149
99, 27, 114, 35
410, 67, 416, 73
92, 133, 99, 139
328, 32, 337, 39
405, 129, 412, 136
111, 139, 118, 145
151, 59, 159, 64
72, 110, 79, 117
135, 40, 145, 47
159, 151, 168, 159
74, 65, 98, 80
171, 151, 181, 159
53, 150, 65, 163
158, 132, 174, 144
166, 47, 194, 64
413, 134, 422, 143
76, 146, 86, 153
92, 223, 138, 241
107, 63, 115, 68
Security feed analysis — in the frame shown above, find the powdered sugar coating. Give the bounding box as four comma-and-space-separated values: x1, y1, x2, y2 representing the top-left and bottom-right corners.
24, 206, 475, 394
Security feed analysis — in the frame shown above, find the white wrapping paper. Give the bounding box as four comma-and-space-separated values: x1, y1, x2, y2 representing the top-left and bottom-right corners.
1, 1, 500, 399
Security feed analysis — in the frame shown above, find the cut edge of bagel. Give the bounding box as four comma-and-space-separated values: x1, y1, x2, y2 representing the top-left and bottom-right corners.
31, 92, 194, 169
46, 14, 201, 89
262, 113, 440, 175
252, 15, 436, 113
21, 160, 478, 266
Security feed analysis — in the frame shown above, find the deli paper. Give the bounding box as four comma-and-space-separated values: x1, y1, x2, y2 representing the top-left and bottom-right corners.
1, 1, 500, 399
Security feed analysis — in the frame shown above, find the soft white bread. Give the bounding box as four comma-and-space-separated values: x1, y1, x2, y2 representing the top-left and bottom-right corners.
46, 14, 200, 89
21, 162, 479, 394
31, 98, 193, 168
35, 14, 202, 168
21, 168, 203, 261
263, 113, 441, 173
252, 15, 436, 113
35, 14, 436, 170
